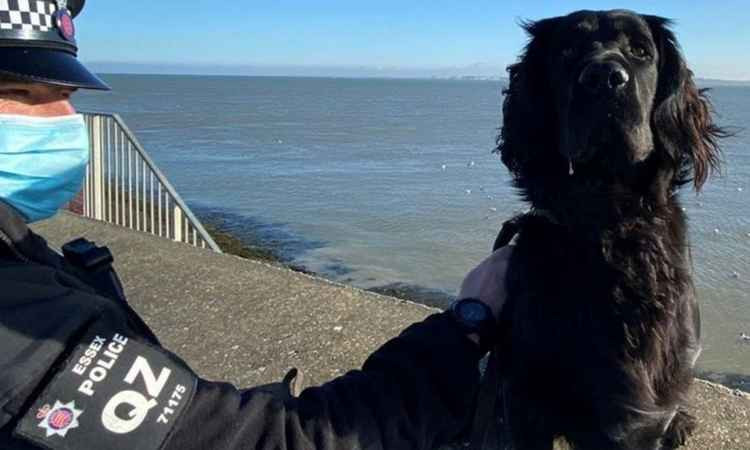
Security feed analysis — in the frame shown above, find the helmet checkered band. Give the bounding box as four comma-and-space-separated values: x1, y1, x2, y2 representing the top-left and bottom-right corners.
0, 0, 106, 89
0, 0, 58, 32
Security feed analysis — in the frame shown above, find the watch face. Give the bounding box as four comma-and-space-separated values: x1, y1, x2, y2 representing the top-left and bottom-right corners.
459, 301, 488, 322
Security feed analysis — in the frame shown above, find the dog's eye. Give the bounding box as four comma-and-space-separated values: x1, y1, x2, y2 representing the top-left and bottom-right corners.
630, 43, 651, 59
562, 47, 575, 59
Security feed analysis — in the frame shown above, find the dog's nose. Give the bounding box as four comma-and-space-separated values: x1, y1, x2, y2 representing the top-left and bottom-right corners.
578, 61, 630, 94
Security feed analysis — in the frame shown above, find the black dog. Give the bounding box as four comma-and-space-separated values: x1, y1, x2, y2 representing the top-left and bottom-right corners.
495, 10, 725, 450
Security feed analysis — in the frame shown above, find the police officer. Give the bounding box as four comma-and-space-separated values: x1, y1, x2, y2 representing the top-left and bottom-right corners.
0, 1, 512, 449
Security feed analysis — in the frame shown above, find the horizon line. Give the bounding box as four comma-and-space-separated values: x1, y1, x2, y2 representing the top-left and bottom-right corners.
91, 71, 750, 84
83, 61, 750, 83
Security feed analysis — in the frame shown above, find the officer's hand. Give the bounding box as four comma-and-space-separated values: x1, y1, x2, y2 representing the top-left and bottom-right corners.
458, 246, 513, 321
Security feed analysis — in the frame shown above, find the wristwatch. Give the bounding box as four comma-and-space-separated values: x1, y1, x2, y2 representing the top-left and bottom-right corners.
448, 298, 496, 351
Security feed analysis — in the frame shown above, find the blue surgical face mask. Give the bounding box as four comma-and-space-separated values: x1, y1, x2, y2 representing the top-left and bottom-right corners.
0, 114, 90, 223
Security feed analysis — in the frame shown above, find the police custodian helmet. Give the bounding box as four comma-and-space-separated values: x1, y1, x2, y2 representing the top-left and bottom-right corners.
0, 0, 109, 90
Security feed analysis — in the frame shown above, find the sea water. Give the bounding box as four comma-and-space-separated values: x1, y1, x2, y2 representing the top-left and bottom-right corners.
74, 75, 750, 380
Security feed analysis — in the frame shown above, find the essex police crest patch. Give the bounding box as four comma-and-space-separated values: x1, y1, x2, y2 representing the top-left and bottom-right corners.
14, 322, 197, 450
37, 400, 83, 437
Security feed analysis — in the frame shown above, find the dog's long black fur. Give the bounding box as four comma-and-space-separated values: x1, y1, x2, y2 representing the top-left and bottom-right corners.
495, 10, 726, 450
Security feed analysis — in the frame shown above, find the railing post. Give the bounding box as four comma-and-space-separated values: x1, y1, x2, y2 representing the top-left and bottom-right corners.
80, 112, 222, 253
173, 205, 183, 243
91, 115, 105, 221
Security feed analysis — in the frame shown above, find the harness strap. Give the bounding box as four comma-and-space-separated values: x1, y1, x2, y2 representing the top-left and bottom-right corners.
468, 345, 502, 450
469, 213, 529, 450
492, 215, 522, 252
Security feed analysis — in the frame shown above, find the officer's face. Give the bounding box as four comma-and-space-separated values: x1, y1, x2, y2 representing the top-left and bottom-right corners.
0, 81, 76, 117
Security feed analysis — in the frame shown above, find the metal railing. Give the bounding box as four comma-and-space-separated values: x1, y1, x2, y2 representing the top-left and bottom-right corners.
77, 112, 222, 253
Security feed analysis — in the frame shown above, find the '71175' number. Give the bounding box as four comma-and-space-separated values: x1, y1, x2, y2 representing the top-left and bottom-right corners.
157, 384, 187, 424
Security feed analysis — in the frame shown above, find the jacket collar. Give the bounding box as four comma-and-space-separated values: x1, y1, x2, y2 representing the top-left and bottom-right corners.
528, 208, 560, 226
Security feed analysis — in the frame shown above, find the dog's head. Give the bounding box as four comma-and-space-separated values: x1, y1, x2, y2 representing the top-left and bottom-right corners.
498, 10, 723, 204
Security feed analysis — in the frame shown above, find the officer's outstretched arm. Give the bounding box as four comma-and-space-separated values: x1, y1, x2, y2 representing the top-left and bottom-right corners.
1, 274, 479, 450
166, 312, 482, 450
3, 247, 509, 450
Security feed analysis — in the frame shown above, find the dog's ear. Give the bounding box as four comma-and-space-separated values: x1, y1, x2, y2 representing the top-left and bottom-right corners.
646, 16, 723, 191
496, 18, 564, 181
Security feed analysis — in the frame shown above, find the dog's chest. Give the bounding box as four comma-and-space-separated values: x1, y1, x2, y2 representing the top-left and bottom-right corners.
509, 219, 689, 360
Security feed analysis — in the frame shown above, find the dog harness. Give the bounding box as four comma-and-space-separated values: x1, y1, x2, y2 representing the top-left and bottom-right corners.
470, 209, 558, 450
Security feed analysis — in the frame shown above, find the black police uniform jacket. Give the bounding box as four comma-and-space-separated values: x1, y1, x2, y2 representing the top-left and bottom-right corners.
0, 202, 482, 450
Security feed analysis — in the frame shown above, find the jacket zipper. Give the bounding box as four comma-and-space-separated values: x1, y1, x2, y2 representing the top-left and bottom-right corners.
0, 230, 30, 263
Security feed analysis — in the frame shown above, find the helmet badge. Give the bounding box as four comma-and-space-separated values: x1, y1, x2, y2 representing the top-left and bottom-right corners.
53, 0, 75, 42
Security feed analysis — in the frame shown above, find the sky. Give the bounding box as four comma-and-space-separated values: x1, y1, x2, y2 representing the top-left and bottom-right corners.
77, 0, 750, 80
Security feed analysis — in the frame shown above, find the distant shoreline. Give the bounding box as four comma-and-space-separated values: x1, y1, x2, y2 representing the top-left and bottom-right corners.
90, 72, 750, 87
94, 72, 509, 83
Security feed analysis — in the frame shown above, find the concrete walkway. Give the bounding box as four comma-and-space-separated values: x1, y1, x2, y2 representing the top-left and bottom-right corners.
34, 212, 750, 449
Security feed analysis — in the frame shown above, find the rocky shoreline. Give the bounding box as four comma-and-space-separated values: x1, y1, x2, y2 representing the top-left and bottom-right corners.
202, 215, 456, 307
